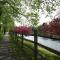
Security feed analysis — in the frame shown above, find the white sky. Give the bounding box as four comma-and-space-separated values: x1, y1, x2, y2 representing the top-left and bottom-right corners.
39, 15, 52, 24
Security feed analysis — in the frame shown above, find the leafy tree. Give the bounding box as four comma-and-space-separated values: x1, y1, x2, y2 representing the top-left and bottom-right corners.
37, 25, 44, 36
0, 0, 60, 33
0, 0, 20, 33
17, 0, 60, 27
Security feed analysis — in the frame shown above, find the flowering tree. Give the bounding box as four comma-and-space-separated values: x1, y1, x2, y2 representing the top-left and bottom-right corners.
12, 26, 32, 35
49, 18, 60, 36
42, 18, 60, 37
11, 26, 32, 48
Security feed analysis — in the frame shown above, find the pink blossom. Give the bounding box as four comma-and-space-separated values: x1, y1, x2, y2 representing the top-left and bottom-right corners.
12, 26, 32, 35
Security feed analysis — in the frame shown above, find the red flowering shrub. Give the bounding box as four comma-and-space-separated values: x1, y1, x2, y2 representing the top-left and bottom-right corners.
11, 26, 32, 35
42, 18, 60, 36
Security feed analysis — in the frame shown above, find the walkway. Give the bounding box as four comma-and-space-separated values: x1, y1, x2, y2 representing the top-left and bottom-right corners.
0, 34, 16, 60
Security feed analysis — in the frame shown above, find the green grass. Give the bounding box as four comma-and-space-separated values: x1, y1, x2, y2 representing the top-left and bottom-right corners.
38, 46, 60, 60
10, 36, 60, 60
23, 40, 60, 60
10, 39, 34, 60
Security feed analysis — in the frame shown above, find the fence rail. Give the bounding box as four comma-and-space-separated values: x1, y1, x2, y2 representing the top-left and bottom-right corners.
24, 38, 60, 56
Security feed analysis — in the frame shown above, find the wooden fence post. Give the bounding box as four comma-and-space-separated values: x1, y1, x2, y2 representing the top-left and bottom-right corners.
16, 33, 18, 45
34, 28, 38, 60
21, 33, 23, 48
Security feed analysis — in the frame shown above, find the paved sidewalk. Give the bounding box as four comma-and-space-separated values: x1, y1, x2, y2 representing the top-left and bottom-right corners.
0, 34, 16, 60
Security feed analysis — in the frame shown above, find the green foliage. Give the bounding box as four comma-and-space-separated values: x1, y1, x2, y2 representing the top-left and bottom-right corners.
26, 12, 39, 27
17, 0, 60, 27
0, 0, 20, 32
37, 25, 44, 36
0, 32, 3, 40
0, 0, 60, 32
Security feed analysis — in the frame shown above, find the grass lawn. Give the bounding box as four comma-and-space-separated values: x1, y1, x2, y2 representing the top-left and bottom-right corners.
10, 37, 60, 60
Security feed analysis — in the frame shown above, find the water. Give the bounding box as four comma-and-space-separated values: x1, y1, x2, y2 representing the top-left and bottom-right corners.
24, 36, 60, 52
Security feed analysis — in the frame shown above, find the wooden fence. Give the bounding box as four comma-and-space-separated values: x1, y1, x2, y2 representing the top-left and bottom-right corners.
10, 30, 60, 60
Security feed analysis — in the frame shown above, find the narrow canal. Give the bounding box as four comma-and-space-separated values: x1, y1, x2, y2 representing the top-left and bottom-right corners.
24, 36, 60, 52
